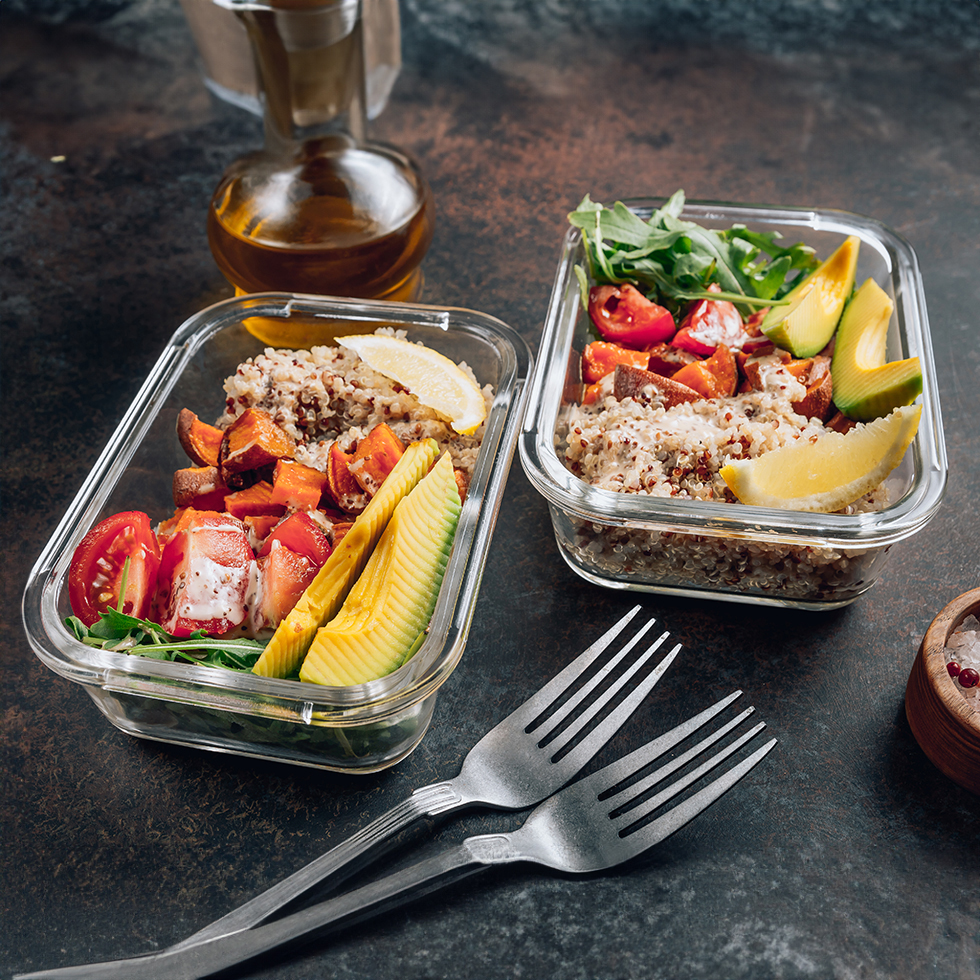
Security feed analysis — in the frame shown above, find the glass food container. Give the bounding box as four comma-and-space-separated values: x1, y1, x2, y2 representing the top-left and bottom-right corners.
23, 294, 531, 772
520, 198, 947, 610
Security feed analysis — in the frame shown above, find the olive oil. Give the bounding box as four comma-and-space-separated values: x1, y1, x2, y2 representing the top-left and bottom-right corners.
208, 139, 434, 300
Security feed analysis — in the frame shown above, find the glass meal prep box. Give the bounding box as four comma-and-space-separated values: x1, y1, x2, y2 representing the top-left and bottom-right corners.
520, 198, 947, 610
22, 293, 531, 772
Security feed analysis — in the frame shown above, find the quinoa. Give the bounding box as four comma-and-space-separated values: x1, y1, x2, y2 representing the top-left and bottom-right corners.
555, 352, 894, 604
219, 332, 493, 480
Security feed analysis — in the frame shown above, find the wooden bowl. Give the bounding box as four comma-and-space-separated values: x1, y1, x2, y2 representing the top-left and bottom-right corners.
906, 587, 980, 794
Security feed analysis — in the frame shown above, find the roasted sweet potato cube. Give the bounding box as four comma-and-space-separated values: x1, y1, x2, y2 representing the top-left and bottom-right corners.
176, 408, 225, 467
324, 443, 368, 515
219, 408, 295, 474
348, 423, 406, 495
792, 370, 834, 421
670, 344, 737, 399
172, 466, 229, 510
645, 343, 697, 379
156, 508, 188, 546
331, 521, 354, 546
614, 363, 702, 409
223, 480, 286, 520
243, 513, 282, 550
739, 349, 802, 393
582, 341, 650, 385
825, 410, 856, 434
270, 459, 330, 511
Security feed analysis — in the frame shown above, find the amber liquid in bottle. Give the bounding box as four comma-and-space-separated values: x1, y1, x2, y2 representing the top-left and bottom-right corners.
207, 2, 434, 305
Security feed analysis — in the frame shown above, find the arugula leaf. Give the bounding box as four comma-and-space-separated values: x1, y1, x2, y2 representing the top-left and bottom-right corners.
67, 607, 267, 672
567, 190, 818, 317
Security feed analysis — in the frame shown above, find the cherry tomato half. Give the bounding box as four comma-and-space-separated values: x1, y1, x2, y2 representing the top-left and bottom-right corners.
68, 511, 162, 627
672, 288, 749, 356
588, 284, 676, 348
156, 510, 255, 638
258, 512, 332, 567
253, 546, 319, 632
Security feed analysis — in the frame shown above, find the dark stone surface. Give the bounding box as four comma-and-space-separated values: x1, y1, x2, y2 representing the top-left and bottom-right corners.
2, 2, 979, 978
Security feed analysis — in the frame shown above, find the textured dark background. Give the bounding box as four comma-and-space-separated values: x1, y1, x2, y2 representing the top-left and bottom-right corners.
2, 2, 980, 978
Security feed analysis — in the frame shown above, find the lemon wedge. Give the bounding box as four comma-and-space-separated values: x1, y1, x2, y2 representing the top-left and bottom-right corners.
720, 405, 921, 512
336, 334, 488, 435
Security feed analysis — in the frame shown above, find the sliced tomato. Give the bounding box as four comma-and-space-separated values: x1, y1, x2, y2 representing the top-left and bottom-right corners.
253, 545, 318, 631
671, 285, 756, 355
588, 284, 676, 348
672, 300, 746, 356
68, 511, 162, 627
156, 510, 255, 637
257, 512, 332, 567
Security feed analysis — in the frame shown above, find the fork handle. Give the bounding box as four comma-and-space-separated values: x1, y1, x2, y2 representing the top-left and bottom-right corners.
169, 780, 463, 951
15, 838, 512, 980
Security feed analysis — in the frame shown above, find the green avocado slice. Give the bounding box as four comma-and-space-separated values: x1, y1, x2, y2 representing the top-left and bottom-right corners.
252, 438, 440, 679
830, 277, 922, 421
299, 451, 462, 687
762, 235, 859, 358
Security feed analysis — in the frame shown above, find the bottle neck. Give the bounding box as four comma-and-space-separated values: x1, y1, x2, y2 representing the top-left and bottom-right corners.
221, 0, 367, 153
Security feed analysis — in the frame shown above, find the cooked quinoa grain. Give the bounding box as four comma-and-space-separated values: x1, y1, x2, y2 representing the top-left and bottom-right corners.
219, 335, 492, 480
560, 352, 888, 513
555, 352, 894, 603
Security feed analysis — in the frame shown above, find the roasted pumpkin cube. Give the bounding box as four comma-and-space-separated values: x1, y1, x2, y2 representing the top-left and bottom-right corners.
176, 408, 225, 467
270, 459, 330, 511
219, 408, 295, 474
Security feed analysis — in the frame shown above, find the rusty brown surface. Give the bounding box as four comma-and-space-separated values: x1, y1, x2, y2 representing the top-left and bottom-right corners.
3, 5, 979, 978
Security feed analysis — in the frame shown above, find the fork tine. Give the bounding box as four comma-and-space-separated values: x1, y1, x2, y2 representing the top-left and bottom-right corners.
615, 737, 778, 857
603, 705, 758, 810
576, 690, 744, 797
544, 637, 681, 768
610, 719, 768, 829
534, 621, 667, 743
516, 605, 643, 724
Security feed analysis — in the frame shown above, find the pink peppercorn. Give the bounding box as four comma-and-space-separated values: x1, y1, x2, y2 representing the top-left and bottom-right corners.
958, 667, 979, 689
947, 661, 961, 679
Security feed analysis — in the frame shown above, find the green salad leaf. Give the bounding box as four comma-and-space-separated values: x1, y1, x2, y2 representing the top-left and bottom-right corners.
65, 554, 266, 672
568, 189, 819, 316
67, 608, 266, 672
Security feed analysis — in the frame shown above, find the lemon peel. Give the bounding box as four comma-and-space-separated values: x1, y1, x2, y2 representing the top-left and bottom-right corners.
337, 334, 487, 435
719, 405, 921, 513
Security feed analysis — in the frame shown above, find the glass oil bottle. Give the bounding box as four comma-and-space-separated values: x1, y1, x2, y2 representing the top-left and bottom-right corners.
207, 0, 435, 333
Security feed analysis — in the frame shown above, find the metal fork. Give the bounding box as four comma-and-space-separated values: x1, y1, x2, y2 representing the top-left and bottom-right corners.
52, 607, 679, 961
19, 694, 775, 980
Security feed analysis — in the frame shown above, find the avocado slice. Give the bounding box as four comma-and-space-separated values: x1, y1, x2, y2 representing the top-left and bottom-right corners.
830, 277, 922, 421
252, 437, 440, 679
299, 451, 462, 687
761, 235, 860, 358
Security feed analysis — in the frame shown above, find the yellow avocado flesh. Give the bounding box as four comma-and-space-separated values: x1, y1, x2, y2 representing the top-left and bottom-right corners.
830, 277, 922, 421
299, 451, 462, 687
761, 235, 860, 358
251, 438, 440, 679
